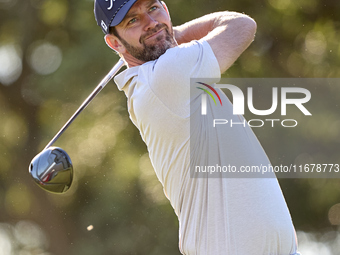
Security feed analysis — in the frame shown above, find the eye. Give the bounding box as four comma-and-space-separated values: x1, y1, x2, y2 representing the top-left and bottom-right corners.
149, 6, 158, 12
128, 18, 137, 24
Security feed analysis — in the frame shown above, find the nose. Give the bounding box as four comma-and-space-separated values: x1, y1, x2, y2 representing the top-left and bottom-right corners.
143, 13, 158, 31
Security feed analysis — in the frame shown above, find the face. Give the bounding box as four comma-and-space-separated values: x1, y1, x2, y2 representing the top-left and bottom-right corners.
111, 0, 177, 62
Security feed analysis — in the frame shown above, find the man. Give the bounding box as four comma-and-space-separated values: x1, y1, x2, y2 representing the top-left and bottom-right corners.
94, 0, 300, 254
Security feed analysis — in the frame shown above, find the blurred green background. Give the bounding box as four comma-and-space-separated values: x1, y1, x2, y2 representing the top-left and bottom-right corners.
0, 0, 340, 254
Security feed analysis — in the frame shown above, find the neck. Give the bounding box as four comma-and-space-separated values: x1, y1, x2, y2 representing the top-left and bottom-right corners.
122, 53, 146, 68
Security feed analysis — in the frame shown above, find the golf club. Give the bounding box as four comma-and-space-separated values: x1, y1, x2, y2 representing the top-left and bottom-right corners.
29, 58, 125, 194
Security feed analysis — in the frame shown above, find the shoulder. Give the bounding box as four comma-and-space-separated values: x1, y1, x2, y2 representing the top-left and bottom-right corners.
150, 39, 220, 80
114, 40, 220, 91
157, 39, 215, 66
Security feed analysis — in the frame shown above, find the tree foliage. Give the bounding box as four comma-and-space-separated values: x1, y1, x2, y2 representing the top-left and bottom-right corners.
0, 0, 339, 254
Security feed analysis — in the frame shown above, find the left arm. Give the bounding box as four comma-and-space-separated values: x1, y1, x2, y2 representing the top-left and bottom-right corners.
173, 12, 257, 73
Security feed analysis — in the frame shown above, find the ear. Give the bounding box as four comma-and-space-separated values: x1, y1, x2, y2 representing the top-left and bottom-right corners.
104, 34, 126, 54
161, 1, 170, 20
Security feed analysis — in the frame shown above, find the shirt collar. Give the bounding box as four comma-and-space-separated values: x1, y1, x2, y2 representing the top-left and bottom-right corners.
114, 65, 139, 91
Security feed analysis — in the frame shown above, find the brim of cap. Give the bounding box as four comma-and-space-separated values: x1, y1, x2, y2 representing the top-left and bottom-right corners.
110, 0, 138, 27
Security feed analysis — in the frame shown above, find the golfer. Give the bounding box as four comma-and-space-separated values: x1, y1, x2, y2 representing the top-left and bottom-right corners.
94, 0, 300, 254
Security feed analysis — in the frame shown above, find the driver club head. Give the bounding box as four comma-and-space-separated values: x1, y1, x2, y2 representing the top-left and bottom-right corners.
29, 147, 73, 194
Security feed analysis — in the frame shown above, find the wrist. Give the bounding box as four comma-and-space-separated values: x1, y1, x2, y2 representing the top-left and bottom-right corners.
172, 14, 216, 44
173, 26, 185, 45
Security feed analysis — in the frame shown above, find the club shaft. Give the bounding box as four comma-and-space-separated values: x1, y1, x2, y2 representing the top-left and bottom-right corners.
44, 58, 125, 150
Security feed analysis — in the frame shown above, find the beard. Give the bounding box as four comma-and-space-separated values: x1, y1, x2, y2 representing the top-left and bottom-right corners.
118, 23, 177, 62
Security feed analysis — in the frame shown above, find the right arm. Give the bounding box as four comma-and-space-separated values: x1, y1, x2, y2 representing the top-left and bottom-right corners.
173, 12, 257, 74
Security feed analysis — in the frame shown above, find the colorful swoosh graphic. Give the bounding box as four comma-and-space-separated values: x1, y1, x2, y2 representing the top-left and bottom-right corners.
196, 82, 223, 106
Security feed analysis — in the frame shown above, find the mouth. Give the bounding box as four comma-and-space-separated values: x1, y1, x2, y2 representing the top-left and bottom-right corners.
143, 28, 165, 42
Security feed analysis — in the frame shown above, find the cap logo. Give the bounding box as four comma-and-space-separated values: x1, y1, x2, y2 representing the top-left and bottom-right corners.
101, 20, 108, 32
105, 0, 115, 10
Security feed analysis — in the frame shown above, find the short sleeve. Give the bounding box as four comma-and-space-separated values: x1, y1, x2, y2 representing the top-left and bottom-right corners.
147, 40, 221, 118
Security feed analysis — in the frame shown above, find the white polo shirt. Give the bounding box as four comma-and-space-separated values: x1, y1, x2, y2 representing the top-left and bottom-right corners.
114, 40, 299, 255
